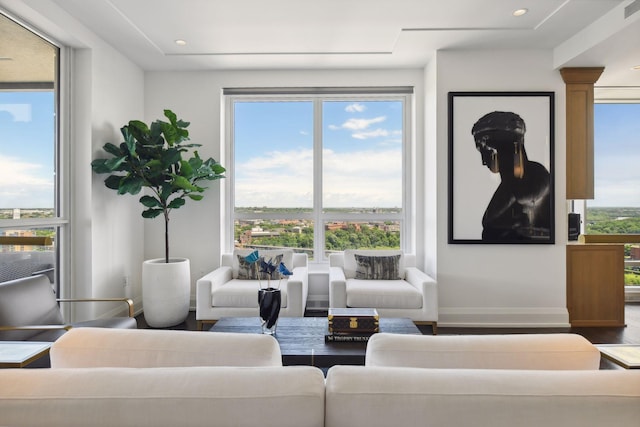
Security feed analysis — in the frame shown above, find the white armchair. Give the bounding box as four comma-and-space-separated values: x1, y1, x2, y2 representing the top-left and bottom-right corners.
196, 249, 308, 330
329, 250, 438, 333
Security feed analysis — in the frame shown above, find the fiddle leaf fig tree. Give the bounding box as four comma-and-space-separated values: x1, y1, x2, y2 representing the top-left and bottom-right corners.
91, 109, 225, 263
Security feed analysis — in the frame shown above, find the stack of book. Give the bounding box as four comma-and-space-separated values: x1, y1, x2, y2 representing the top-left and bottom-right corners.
325, 308, 379, 342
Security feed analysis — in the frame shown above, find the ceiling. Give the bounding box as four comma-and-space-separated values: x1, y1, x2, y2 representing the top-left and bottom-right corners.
2, 0, 640, 91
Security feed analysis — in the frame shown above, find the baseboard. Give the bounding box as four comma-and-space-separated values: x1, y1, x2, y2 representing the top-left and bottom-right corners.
438, 307, 570, 328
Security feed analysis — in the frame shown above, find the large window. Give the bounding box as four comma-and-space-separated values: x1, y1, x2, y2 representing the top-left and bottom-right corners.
0, 13, 65, 291
226, 88, 411, 261
587, 102, 640, 286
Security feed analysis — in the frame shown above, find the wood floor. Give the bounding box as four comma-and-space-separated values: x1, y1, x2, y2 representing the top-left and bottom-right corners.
136, 302, 640, 370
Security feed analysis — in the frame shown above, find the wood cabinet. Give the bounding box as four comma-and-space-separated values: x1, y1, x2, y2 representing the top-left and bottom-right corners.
560, 67, 604, 200
566, 244, 625, 327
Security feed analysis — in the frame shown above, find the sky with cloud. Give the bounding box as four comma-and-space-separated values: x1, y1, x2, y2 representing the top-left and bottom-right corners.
0, 92, 55, 209
592, 103, 640, 207
234, 100, 403, 208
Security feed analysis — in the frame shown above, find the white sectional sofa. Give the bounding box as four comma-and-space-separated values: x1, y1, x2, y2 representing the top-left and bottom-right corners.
1, 330, 639, 427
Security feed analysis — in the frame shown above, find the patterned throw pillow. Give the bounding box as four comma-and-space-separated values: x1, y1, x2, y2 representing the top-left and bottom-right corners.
237, 255, 260, 280
354, 254, 402, 280
237, 253, 284, 280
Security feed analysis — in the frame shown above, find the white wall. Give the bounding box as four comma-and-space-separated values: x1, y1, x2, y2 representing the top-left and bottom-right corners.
432, 49, 569, 327
144, 69, 426, 307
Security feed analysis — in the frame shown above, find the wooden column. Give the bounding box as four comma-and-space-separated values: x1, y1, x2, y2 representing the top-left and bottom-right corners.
560, 67, 604, 200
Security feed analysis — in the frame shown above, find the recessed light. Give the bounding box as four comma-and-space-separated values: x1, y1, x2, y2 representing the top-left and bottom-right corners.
513, 8, 528, 17
632, 65, 640, 70
174, 39, 187, 46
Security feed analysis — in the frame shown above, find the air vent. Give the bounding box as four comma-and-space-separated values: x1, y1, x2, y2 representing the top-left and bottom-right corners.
625, 0, 640, 19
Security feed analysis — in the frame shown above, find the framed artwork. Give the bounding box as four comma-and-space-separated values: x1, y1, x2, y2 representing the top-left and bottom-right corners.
448, 91, 555, 244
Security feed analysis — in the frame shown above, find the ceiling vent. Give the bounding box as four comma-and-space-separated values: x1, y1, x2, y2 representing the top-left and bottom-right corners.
625, 0, 640, 18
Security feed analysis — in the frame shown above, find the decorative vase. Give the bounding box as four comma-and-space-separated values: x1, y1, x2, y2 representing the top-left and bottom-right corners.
258, 287, 281, 335
142, 258, 190, 328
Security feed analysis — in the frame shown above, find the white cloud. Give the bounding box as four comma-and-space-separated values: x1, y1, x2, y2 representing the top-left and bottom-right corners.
345, 103, 366, 113
234, 147, 402, 208
0, 155, 53, 208
341, 116, 386, 131
352, 128, 390, 140
0, 104, 32, 122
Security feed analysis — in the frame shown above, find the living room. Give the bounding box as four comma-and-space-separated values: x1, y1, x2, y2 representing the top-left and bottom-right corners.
3, 0, 639, 328
1, 1, 640, 425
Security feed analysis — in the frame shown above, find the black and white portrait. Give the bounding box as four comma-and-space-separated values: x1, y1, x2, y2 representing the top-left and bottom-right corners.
448, 92, 555, 244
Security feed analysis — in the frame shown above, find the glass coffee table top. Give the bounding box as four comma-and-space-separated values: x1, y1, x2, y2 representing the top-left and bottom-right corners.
0, 341, 52, 368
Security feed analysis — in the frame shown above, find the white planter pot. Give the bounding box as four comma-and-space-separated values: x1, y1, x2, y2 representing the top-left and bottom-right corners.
142, 258, 190, 328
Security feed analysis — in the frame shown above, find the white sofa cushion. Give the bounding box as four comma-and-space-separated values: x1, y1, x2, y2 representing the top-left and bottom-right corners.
343, 249, 404, 279
325, 366, 640, 427
211, 279, 289, 308
0, 366, 326, 427
365, 333, 602, 370
346, 279, 422, 309
50, 327, 283, 368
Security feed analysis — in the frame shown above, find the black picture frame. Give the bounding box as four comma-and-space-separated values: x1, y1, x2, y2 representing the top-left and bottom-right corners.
448, 91, 555, 244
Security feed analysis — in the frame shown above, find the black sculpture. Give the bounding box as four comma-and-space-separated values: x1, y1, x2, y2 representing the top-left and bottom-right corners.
472, 111, 551, 241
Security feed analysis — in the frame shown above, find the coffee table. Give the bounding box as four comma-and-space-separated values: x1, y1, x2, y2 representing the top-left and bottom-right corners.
0, 341, 52, 368
210, 316, 421, 367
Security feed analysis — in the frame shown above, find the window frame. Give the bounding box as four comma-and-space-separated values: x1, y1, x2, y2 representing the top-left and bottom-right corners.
0, 12, 69, 297
224, 88, 413, 262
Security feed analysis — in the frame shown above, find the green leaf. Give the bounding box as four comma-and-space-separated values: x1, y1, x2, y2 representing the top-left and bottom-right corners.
145, 159, 164, 173
161, 148, 181, 167
164, 109, 177, 124
188, 194, 204, 201
122, 128, 137, 155
212, 164, 226, 174
142, 208, 163, 219
91, 159, 111, 174
167, 197, 186, 209
179, 159, 194, 178
103, 142, 123, 157
105, 157, 126, 171
173, 175, 197, 192
119, 176, 143, 195
104, 175, 122, 190
140, 195, 161, 207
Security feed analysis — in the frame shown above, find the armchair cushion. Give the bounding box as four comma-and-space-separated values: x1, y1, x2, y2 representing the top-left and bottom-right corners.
211, 279, 288, 308
346, 279, 422, 309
